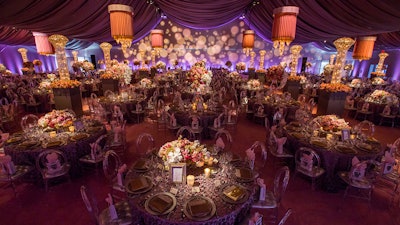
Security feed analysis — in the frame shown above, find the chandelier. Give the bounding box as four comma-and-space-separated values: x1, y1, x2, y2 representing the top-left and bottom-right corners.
352, 36, 376, 61
151, 29, 164, 55
271, 6, 299, 56
108, 4, 134, 57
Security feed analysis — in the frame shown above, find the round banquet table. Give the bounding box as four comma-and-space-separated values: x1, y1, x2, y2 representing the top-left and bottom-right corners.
4, 126, 106, 178
284, 124, 384, 191
173, 110, 219, 139
248, 99, 300, 124
125, 152, 257, 225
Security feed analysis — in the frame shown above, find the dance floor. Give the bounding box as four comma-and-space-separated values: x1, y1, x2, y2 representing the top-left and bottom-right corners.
0, 112, 399, 225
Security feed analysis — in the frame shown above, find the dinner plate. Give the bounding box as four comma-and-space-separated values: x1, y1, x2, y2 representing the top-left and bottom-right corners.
45, 140, 63, 148
234, 167, 254, 183
310, 138, 329, 149
70, 133, 90, 141
220, 183, 250, 204
289, 132, 306, 140
356, 143, 380, 153
334, 145, 357, 154
6, 137, 23, 145
18, 140, 39, 149
183, 196, 216, 221
125, 175, 153, 195
132, 159, 149, 172
144, 192, 177, 215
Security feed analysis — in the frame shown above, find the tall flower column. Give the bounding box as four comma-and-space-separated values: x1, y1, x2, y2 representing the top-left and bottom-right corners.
331, 37, 355, 84
289, 45, 302, 76
258, 50, 266, 70
49, 35, 70, 80
375, 51, 389, 73
329, 54, 336, 65
249, 51, 256, 69
18, 48, 28, 62
100, 42, 112, 70
71, 50, 78, 62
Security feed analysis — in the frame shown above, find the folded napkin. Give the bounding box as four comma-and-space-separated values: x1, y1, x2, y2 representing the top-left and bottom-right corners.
128, 177, 149, 192
215, 137, 225, 150
248, 212, 262, 225
149, 195, 173, 213
46, 152, 61, 173
223, 185, 245, 201
188, 198, 210, 217
105, 193, 118, 221
276, 137, 287, 154
245, 148, 255, 170
90, 142, 102, 160
117, 164, 127, 187
0, 155, 16, 175
300, 153, 313, 171
257, 178, 266, 201
350, 156, 367, 180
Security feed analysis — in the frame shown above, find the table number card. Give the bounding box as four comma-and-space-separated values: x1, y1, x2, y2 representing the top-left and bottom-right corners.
192, 187, 200, 193
214, 179, 221, 187
341, 129, 350, 142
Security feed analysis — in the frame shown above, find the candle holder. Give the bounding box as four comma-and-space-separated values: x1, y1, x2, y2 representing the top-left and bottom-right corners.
187, 175, 195, 186
204, 168, 211, 178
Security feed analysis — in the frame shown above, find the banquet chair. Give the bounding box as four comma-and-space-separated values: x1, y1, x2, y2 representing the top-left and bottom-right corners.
107, 120, 127, 157
176, 126, 195, 141
80, 185, 132, 225
36, 149, 71, 192
135, 133, 155, 156
253, 104, 266, 125
343, 95, 357, 118
268, 131, 294, 168
354, 120, 375, 140
294, 147, 326, 190
245, 141, 267, 175
379, 104, 397, 127
214, 129, 233, 151
252, 166, 290, 224
130, 101, 145, 124
80, 134, 108, 172
224, 107, 240, 132
102, 150, 126, 200
20, 114, 39, 133
24, 94, 41, 113
0, 155, 33, 196
166, 112, 181, 135
337, 159, 376, 202
354, 101, 373, 121
104, 90, 116, 99
189, 115, 203, 140
208, 113, 225, 135
278, 208, 293, 225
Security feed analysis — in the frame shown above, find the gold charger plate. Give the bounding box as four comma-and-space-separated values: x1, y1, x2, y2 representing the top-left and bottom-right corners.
183, 196, 216, 221
132, 159, 149, 172
125, 176, 153, 195
86, 126, 103, 133
334, 145, 357, 154
70, 133, 90, 141
144, 192, 177, 215
17, 140, 39, 149
310, 139, 329, 149
45, 140, 63, 148
356, 143, 380, 153
234, 167, 254, 183
220, 183, 249, 204
6, 137, 23, 144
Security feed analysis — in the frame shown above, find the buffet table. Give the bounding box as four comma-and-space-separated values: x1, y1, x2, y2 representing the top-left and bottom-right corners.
125, 150, 256, 225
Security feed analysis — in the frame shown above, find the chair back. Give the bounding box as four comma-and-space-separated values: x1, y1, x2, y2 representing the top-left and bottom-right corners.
214, 129, 233, 150
295, 147, 321, 172
278, 208, 293, 225
80, 185, 100, 224
249, 141, 267, 168
136, 133, 155, 156
176, 126, 195, 140
21, 114, 39, 132
36, 149, 69, 177
297, 94, 307, 104
273, 166, 290, 205
104, 90, 115, 99
354, 120, 375, 139
102, 150, 121, 182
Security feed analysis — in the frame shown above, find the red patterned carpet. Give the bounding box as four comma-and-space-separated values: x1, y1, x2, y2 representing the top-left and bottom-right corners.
0, 113, 399, 225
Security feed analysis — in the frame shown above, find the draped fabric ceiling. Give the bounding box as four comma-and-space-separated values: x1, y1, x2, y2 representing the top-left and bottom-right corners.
0, 0, 399, 51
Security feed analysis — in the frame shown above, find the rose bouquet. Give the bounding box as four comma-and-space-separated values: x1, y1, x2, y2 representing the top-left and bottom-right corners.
139, 78, 153, 88
227, 71, 243, 82
82, 61, 95, 72
156, 61, 166, 70
38, 110, 76, 130
158, 137, 209, 164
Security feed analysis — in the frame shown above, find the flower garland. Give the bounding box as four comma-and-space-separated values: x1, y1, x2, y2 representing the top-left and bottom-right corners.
319, 83, 351, 93
50, 79, 81, 89
158, 137, 209, 164
38, 109, 76, 130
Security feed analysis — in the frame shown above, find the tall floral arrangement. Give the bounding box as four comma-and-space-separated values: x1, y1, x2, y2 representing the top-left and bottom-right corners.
106, 61, 133, 84
247, 79, 261, 89
156, 61, 166, 70
266, 65, 284, 81
158, 137, 209, 164
187, 60, 213, 89
82, 61, 95, 72
365, 90, 399, 105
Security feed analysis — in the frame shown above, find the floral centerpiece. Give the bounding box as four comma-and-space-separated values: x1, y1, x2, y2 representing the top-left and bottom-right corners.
0, 63, 6, 72
38, 109, 76, 130
187, 60, 213, 90
247, 79, 261, 90
82, 61, 95, 72
313, 115, 350, 132
39, 80, 52, 91
139, 78, 153, 88
371, 77, 386, 85
50, 79, 81, 89
364, 90, 399, 105
319, 83, 351, 93
236, 62, 246, 71
158, 137, 209, 164
100, 71, 120, 80
266, 65, 284, 81
105, 61, 132, 84
156, 61, 166, 70
349, 78, 362, 88
227, 71, 243, 82
371, 71, 386, 77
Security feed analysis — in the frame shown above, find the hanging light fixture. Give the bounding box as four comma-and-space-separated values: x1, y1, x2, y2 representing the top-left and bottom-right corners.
242, 30, 255, 56
151, 29, 164, 55
352, 36, 376, 61
108, 4, 134, 57
32, 32, 54, 55
271, 6, 299, 56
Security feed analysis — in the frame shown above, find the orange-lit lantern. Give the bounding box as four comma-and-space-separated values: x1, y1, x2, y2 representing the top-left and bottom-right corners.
242, 30, 255, 56
352, 36, 376, 61
108, 4, 134, 56
32, 32, 54, 55
151, 29, 164, 49
271, 6, 299, 56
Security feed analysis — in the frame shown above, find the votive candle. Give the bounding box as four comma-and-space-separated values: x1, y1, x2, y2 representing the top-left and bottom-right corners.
187, 175, 195, 186
49, 131, 57, 138
69, 126, 75, 133
204, 168, 211, 178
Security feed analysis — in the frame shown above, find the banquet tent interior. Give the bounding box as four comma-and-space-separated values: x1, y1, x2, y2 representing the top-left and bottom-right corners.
0, 1, 400, 225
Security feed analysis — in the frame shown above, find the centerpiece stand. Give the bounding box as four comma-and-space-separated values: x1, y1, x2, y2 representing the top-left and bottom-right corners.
284, 80, 301, 100
101, 79, 119, 93
53, 87, 83, 117
317, 91, 347, 116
